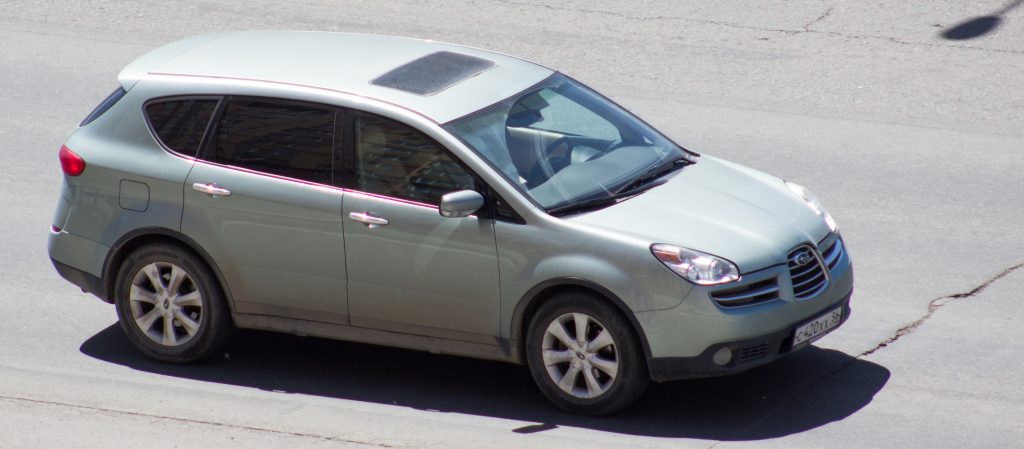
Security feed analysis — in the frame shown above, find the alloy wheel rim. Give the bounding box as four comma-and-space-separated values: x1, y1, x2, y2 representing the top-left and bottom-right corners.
541, 312, 619, 399
128, 262, 204, 347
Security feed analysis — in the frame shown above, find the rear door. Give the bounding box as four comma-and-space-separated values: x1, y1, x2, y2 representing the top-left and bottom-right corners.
340, 111, 501, 341
181, 97, 349, 323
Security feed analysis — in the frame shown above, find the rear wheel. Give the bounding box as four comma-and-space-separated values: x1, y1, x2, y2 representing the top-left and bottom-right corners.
525, 291, 649, 415
114, 244, 233, 363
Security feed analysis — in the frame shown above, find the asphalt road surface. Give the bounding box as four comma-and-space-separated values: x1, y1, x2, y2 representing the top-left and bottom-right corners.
2, 1, 1022, 448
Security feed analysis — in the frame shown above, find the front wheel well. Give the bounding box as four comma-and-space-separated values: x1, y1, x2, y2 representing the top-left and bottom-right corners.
513, 280, 653, 368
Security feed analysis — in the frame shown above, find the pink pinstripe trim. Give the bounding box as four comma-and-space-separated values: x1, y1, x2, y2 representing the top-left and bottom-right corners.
190, 160, 440, 208
191, 160, 344, 193
342, 189, 435, 209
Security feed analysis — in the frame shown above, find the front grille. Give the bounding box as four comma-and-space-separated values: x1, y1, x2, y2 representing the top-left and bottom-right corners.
821, 237, 844, 271
788, 245, 829, 299
710, 278, 780, 307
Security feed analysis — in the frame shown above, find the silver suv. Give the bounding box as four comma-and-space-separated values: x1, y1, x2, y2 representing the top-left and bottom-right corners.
49, 31, 852, 415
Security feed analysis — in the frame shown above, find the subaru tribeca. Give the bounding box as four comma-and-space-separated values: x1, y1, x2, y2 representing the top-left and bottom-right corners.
49, 31, 852, 415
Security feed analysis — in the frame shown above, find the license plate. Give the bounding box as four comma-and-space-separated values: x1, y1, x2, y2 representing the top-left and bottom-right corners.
793, 306, 843, 347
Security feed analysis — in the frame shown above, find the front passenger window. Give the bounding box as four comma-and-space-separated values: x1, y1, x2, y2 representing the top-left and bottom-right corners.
352, 112, 476, 205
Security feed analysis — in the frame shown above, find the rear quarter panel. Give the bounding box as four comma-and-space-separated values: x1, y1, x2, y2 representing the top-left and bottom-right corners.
60, 85, 195, 250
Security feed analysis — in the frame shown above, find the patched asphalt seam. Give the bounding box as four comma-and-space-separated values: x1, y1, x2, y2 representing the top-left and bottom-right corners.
859, 262, 1024, 357
491, 0, 1024, 55
0, 395, 395, 448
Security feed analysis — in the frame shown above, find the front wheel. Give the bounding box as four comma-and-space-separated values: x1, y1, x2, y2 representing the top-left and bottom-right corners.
525, 291, 649, 415
114, 244, 233, 363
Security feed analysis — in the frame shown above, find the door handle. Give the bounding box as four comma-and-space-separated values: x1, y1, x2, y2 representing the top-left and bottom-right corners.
192, 182, 231, 197
348, 211, 389, 228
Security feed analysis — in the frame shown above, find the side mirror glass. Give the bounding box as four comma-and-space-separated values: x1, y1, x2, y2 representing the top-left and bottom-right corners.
439, 190, 484, 218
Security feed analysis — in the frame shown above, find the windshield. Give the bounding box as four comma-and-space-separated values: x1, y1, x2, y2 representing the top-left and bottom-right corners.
445, 73, 689, 211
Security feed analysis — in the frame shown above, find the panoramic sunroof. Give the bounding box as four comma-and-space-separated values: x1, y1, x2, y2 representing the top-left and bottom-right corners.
371, 51, 496, 96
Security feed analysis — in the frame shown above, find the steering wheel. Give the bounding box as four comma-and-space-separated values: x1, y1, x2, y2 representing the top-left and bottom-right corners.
546, 135, 578, 159
526, 136, 609, 187
527, 136, 572, 185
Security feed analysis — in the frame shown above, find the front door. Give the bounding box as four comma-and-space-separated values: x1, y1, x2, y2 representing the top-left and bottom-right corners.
182, 97, 349, 323
341, 111, 500, 341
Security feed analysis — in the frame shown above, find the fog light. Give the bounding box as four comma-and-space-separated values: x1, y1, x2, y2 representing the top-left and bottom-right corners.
712, 347, 733, 366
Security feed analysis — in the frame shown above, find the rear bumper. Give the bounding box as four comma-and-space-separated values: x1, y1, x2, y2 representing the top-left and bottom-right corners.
648, 290, 852, 381
51, 258, 108, 301
48, 228, 112, 302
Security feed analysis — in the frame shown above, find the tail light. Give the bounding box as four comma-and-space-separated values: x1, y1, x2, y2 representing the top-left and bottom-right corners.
59, 145, 86, 176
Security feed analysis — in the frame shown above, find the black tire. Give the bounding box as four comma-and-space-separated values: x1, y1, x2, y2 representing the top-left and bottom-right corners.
114, 243, 233, 363
525, 290, 649, 415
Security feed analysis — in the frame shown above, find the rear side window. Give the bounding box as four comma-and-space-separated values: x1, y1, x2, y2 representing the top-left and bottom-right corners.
351, 112, 476, 205
145, 99, 219, 156
204, 98, 336, 185
80, 87, 127, 127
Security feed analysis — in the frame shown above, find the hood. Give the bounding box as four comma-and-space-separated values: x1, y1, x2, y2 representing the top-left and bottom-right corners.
566, 156, 831, 272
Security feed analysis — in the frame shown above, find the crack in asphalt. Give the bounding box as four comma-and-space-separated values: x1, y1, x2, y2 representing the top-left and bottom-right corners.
0, 395, 395, 448
859, 262, 1024, 357
803, 6, 834, 31
491, 0, 1024, 55
490, 0, 803, 33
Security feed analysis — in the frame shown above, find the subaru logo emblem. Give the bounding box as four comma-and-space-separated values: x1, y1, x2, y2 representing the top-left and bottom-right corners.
791, 250, 814, 266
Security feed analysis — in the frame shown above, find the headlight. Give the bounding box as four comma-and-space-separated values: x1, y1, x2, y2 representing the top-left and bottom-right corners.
651, 244, 740, 285
785, 181, 838, 232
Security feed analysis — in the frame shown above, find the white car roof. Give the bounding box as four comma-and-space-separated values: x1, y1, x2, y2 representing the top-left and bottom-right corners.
119, 31, 554, 123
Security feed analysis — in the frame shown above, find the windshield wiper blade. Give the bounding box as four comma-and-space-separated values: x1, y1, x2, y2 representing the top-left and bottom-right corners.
616, 156, 692, 194
547, 178, 669, 216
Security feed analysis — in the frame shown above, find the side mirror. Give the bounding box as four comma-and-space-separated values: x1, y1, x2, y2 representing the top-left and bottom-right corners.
439, 190, 484, 218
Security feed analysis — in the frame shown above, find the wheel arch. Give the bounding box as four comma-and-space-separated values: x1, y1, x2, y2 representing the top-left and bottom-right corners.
509, 278, 654, 366
101, 227, 236, 314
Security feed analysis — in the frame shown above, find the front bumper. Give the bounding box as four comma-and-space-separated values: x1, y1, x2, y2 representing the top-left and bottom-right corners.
648, 290, 851, 381
637, 233, 853, 381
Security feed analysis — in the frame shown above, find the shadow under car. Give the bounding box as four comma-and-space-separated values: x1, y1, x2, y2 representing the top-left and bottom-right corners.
81, 324, 889, 440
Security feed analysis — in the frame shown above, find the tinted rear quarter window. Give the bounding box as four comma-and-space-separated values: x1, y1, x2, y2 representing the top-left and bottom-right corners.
146, 99, 219, 156
205, 98, 336, 185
